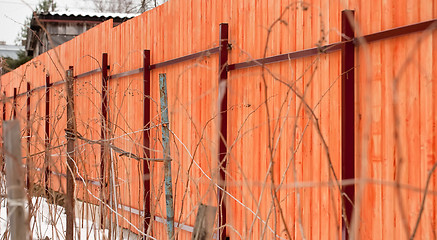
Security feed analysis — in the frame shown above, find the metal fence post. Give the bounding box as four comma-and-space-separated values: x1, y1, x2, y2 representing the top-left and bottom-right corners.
100, 53, 109, 228
143, 49, 152, 236
2, 91, 6, 121
12, 88, 16, 118
45, 74, 51, 195
159, 73, 175, 239
341, 9, 355, 240
217, 22, 229, 240
26, 82, 31, 190
1, 91, 5, 173
26, 81, 32, 224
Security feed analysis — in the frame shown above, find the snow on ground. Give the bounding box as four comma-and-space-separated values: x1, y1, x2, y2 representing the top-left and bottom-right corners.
0, 197, 111, 240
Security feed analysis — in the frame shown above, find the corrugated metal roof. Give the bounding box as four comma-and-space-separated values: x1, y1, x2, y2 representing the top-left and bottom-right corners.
39, 11, 139, 19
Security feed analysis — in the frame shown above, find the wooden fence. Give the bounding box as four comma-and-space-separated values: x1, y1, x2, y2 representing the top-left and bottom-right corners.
1, 0, 437, 239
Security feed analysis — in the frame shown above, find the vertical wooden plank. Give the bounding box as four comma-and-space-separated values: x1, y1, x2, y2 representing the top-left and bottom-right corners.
354, 5, 367, 237
405, 1, 421, 238
277, 1, 286, 239
242, 2, 249, 235
320, 1, 334, 239
247, 0, 259, 233
192, 204, 217, 240
418, 23, 434, 240
159, 73, 175, 239
188, 2, 195, 233
233, 1, 243, 237
418, 1, 435, 239
175, 0, 185, 235
432, 4, 437, 238
4, 120, 28, 240
311, 1, 321, 239
295, 2, 305, 239
288, 1, 298, 238
66, 67, 76, 240
225, 2, 235, 237
302, 3, 313, 238
380, 0, 395, 239
392, 1, 407, 238
369, 0, 383, 238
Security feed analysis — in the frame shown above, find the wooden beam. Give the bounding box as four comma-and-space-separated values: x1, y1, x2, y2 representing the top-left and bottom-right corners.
3, 120, 28, 240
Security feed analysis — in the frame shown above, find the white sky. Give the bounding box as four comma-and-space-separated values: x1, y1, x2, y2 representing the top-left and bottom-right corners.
0, 0, 104, 45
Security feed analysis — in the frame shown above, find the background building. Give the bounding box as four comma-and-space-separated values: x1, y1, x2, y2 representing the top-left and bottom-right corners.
25, 11, 137, 57
0, 42, 24, 59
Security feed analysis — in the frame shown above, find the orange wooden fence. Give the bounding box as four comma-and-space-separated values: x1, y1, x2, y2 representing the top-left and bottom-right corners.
1, 0, 437, 239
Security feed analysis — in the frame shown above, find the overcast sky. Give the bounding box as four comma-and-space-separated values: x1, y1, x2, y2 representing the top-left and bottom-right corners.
0, 0, 103, 45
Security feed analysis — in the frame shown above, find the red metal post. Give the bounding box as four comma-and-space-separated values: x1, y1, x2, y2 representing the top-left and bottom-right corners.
341, 10, 355, 239
2, 91, 5, 121
101, 53, 109, 134
45, 75, 51, 195
13, 88, 16, 118
218, 23, 229, 240
1, 91, 5, 173
100, 53, 109, 226
26, 82, 31, 190
143, 49, 152, 236
26, 83, 30, 121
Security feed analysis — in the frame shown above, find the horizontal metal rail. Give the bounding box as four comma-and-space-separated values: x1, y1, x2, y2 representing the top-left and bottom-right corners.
75, 67, 102, 79
108, 47, 220, 79
149, 46, 220, 70
109, 67, 143, 80
102, 47, 221, 80
358, 18, 437, 44
228, 42, 343, 71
